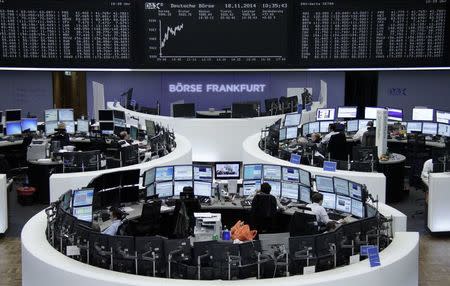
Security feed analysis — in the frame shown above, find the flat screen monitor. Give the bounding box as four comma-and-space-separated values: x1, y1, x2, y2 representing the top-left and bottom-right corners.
282, 166, 300, 183
349, 181, 363, 200
215, 162, 241, 179
364, 107, 383, 119
336, 195, 351, 213
21, 118, 37, 132
412, 108, 433, 121
262, 165, 281, 181
438, 123, 450, 137
72, 188, 94, 207
45, 121, 58, 135
146, 184, 155, 197
436, 110, 450, 124
319, 121, 333, 133
302, 123, 309, 136
5, 121, 21, 135
243, 180, 261, 196
351, 199, 364, 218
308, 122, 320, 133
284, 113, 302, 127
358, 119, 370, 130
174, 165, 193, 181
174, 180, 193, 196
77, 119, 89, 133
346, 120, 359, 132
155, 166, 174, 181
316, 108, 335, 121
143, 168, 155, 186
337, 106, 357, 118
279, 128, 287, 141
130, 125, 138, 140
243, 164, 262, 180
45, 109, 58, 122
315, 175, 334, 193
281, 182, 299, 200
194, 181, 212, 197
173, 103, 196, 118
99, 122, 114, 135
387, 108, 403, 121
145, 120, 157, 137
58, 109, 74, 121
320, 192, 336, 210
422, 122, 438, 136
113, 110, 126, 120
285, 127, 298, 139
5, 109, 21, 122
193, 166, 212, 181
63, 121, 75, 134
98, 110, 114, 121
406, 122, 423, 133
299, 169, 311, 186
72, 206, 92, 222
299, 185, 311, 203
263, 180, 281, 197
232, 102, 259, 118
333, 177, 349, 196
155, 181, 173, 198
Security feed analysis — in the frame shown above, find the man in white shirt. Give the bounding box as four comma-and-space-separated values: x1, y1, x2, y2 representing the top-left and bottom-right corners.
306, 192, 332, 225
353, 121, 373, 142
102, 207, 123, 236
320, 123, 339, 145
421, 158, 433, 187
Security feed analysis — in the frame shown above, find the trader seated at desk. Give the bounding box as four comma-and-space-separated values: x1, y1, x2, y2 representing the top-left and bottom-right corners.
101, 206, 124, 236
306, 192, 337, 230
118, 131, 133, 147
353, 120, 373, 142
250, 182, 284, 234
50, 122, 71, 147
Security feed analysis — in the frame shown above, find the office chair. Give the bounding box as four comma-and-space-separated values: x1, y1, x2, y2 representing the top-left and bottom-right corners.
407, 134, 428, 188
289, 212, 319, 236
120, 145, 139, 166
361, 128, 376, 147
250, 194, 277, 235
327, 132, 347, 161
173, 197, 201, 238
128, 201, 162, 236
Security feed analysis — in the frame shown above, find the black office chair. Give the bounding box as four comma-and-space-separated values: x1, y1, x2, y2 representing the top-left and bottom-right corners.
289, 212, 318, 236
361, 128, 376, 147
173, 198, 201, 238
327, 132, 347, 161
128, 201, 162, 236
250, 194, 277, 235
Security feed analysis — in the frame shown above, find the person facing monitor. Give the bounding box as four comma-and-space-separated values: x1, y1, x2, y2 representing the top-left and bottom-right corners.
320, 123, 339, 145
50, 122, 70, 147
353, 120, 373, 142
102, 206, 123, 236
250, 182, 284, 234
118, 131, 131, 147
306, 192, 336, 226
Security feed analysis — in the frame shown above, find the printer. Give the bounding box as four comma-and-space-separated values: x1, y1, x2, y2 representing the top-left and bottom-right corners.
27, 139, 48, 161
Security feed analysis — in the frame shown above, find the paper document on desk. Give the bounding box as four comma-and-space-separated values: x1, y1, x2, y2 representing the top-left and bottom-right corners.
194, 212, 213, 218
122, 207, 134, 212
161, 205, 174, 212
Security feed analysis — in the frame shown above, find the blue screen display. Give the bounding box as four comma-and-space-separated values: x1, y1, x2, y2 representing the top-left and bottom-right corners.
21, 118, 38, 132
6, 122, 22, 135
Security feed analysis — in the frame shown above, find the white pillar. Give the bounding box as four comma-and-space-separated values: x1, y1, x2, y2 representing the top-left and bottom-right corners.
376, 109, 388, 158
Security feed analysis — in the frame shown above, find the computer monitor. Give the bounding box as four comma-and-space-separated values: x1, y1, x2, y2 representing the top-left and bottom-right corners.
344, 120, 357, 133
72, 188, 94, 207
193, 165, 212, 181
299, 168, 311, 187
406, 122, 422, 133
412, 108, 433, 121
58, 109, 74, 121
316, 108, 335, 121
302, 123, 309, 136
263, 180, 281, 197
351, 199, 364, 218
155, 181, 173, 198
243, 164, 262, 180
319, 121, 333, 133
21, 118, 37, 132
337, 106, 357, 119
358, 119, 370, 130
45, 109, 58, 122
45, 121, 58, 135
155, 166, 174, 182
5, 109, 21, 122
130, 125, 138, 140
113, 110, 126, 120
279, 128, 287, 141
143, 168, 156, 186
63, 121, 75, 134
243, 180, 261, 196
333, 177, 349, 196
285, 127, 298, 140
348, 181, 363, 200
214, 162, 241, 180
281, 182, 299, 200
308, 121, 320, 133
173, 181, 193, 196
320, 192, 336, 209
99, 122, 114, 135
77, 119, 89, 133
438, 123, 450, 137
282, 166, 300, 183
146, 184, 155, 197
145, 120, 157, 137
232, 102, 259, 118
436, 110, 450, 124
335, 195, 351, 213
422, 122, 438, 136
174, 165, 193, 181
5, 121, 21, 135
194, 181, 212, 197
72, 205, 93, 222
364, 107, 383, 119
299, 185, 311, 203
284, 113, 302, 127
98, 110, 114, 121
387, 108, 403, 121
173, 103, 196, 118
315, 175, 334, 193
262, 165, 281, 181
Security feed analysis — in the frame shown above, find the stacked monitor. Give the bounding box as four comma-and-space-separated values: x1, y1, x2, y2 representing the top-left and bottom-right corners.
412, 107, 434, 121
72, 188, 94, 222
98, 109, 114, 135
387, 108, 403, 121
214, 162, 241, 180
436, 110, 450, 124
5, 109, 22, 136
337, 106, 357, 119
44, 108, 75, 135
364, 107, 383, 119
284, 113, 302, 127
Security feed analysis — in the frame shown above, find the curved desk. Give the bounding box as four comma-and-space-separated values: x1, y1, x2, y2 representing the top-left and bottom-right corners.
243, 133, 388, 204
428, 173, 450, 232
21, 203, 416, 286
0, 174, 7, 234
48, 134, 192, 202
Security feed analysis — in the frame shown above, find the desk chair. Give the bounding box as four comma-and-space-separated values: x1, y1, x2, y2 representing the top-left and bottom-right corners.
90, 232, 113, 270
173, 198, 201, 238
289, 212, 318, 236
361, 128, 376, 147
128, 201, 162, 236
250, 194, 277, 235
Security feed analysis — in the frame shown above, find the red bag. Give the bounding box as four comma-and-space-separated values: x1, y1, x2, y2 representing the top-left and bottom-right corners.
231, 220, 257, 241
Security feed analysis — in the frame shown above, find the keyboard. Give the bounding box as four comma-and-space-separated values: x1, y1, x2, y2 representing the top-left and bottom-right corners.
241, 200, 252, 207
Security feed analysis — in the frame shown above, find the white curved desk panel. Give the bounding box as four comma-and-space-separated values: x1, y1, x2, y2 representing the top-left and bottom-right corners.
21, 208, 418, 286
242, 133, 387, 203
0, 174, 7, 234
49, 134, 192, 202
107, 102, 284, 162
428, 173, 450, 232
